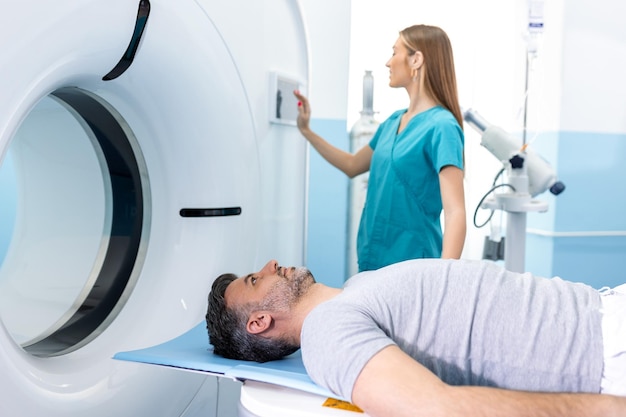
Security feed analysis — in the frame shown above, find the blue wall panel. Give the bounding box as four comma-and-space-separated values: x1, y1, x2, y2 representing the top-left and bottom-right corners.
525, 131, 626, 288
553, 236, 626, 289
305, 118, 349, 288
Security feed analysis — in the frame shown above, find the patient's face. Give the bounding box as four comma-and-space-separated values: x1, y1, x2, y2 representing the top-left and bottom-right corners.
225, 260, 315, 313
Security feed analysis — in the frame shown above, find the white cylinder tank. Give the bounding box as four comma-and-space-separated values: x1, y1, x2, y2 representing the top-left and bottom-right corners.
346, 71, 379, 278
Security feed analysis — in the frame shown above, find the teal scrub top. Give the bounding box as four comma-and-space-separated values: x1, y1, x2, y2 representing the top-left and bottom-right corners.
356, 106, 464, 272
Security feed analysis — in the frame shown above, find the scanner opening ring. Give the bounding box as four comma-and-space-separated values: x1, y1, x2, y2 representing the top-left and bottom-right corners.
7, 87, 149, 357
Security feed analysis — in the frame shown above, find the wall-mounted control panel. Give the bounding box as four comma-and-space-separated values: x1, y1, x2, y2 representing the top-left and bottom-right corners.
269, 72, 305, 125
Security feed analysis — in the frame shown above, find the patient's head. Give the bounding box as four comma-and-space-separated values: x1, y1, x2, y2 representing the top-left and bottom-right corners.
205, 260, 315, 362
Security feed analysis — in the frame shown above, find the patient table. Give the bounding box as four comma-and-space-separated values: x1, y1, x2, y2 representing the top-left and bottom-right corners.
115, 323, 365, 416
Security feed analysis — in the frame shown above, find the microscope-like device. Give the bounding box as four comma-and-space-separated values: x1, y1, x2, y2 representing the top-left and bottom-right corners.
463, 109, 565, 272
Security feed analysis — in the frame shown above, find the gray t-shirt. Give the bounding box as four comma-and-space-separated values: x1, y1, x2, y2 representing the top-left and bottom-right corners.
301, 259, 604, 400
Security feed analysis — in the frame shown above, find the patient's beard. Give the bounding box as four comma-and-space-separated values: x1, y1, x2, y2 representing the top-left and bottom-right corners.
260, 267, 315, 312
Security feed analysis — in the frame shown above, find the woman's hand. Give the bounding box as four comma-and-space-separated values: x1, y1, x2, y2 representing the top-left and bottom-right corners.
293, 90, 311, 133
292, 89, 372, 177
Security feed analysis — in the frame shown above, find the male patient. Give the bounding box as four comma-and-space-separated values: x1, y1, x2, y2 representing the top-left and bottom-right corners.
206, 257, 626, 417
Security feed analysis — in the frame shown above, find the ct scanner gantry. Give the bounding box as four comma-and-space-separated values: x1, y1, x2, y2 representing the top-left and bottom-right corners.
0, 0, 309, 415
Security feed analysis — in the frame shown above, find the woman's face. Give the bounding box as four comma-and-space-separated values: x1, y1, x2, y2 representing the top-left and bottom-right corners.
386, 36, 414, 88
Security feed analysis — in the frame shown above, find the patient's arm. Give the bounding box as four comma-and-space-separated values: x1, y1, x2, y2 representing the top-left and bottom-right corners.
352, 345, 626, 417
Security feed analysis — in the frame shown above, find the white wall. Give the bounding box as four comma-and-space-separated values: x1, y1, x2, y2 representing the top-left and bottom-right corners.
298, 0, 351, 119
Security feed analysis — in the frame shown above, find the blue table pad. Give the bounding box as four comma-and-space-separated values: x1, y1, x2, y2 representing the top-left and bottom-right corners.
113, 322, 340, 400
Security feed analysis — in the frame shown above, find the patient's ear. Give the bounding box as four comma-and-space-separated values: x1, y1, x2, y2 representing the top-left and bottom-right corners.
246, 311, 272, 334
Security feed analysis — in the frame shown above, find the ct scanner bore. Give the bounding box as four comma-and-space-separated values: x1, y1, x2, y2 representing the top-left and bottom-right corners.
20, 87, 147, 357
0, 0, 309, 415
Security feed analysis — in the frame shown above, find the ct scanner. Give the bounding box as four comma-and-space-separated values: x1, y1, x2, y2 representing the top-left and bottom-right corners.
0, 0, 311, 415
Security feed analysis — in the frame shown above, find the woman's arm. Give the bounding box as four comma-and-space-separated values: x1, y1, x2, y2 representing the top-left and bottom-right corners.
352, 345, 626, 417
294, 90, 371, 178
439, 165, 466, 258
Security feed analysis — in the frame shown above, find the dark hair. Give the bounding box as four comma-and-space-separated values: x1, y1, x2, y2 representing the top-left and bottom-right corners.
205, 273, 299, 362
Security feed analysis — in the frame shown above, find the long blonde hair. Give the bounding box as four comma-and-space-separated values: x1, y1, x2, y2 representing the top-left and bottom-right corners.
400, 24, 463, 130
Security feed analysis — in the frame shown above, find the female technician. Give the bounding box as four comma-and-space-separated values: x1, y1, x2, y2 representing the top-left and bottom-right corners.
294, 24, 466, 272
